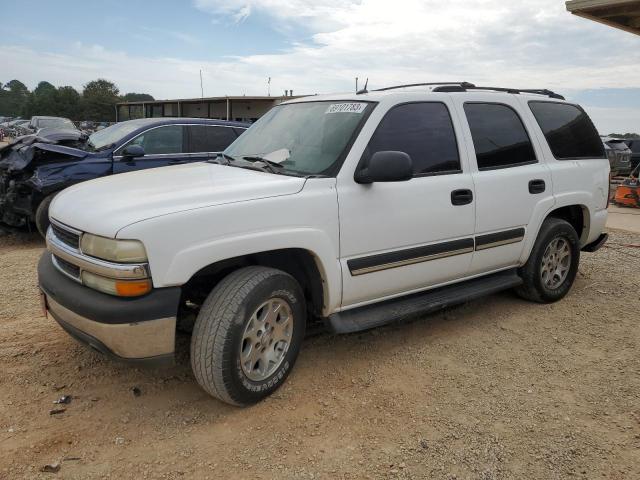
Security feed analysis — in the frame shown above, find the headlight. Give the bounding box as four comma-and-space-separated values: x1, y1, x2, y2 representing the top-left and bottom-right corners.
80, 233, 147, 263
82, 271, 152, 297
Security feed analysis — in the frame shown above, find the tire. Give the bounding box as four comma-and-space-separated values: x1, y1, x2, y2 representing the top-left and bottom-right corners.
190, 266, 306, 406
35, 194, 56, 238
516, 217, 580, 303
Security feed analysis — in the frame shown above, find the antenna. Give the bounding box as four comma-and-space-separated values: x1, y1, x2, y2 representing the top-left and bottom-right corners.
355, 77, 358, 93
356, 78, 368, 95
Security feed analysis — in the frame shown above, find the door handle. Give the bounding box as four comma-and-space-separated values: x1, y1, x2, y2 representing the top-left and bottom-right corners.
529, 179, 546, 194
451, 189, 473, 206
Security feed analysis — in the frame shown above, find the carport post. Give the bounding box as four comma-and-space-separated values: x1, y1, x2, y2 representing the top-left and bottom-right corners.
226, 98, 230, 120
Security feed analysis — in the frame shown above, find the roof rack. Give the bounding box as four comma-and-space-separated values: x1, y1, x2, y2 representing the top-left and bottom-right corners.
369, 81, 565, 100
372, 82, 476, 92
431, 84, 565, 100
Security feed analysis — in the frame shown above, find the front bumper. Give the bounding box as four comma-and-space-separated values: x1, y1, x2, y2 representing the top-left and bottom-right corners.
38, 252, 181, 366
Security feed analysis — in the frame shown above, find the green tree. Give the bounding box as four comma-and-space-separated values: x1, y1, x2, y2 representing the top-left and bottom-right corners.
56, 86, 82, 119
82, 79, 120, 122
23, 81, 58, 117
0, 79, 30, 117
122, 92, 155, 102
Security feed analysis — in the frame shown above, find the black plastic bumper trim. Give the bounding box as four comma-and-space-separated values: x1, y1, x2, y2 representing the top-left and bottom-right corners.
38, 252, 181, 325
582, 233, 608, 253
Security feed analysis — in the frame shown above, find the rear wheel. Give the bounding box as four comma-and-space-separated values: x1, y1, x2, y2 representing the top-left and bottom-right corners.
190, 266, 306, 406
516, 218, 580, 303
35, 193, 56, 238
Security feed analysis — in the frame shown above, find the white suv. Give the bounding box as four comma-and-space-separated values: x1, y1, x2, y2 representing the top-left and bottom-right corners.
39, 82, 610, 406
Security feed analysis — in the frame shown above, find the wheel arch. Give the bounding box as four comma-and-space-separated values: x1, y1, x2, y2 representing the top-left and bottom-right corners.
180, 247, 330, 320
520, 202, 590, 264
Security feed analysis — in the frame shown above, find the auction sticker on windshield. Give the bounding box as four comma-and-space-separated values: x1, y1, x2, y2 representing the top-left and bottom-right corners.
325, 103, 367, 114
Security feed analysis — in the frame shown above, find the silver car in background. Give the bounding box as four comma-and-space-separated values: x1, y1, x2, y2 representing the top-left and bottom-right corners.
602, 136, 632, 176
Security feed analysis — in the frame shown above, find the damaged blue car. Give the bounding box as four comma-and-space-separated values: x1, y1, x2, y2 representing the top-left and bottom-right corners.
0, 117, 249, 236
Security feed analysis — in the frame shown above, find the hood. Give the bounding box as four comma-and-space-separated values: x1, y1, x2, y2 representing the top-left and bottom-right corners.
50, 162, 306, 237
0, 130, 89, 172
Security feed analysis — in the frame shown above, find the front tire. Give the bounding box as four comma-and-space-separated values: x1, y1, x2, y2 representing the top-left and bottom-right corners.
35, 194, 56, 238
190, 266, 306, 406
516, 218, 580, 303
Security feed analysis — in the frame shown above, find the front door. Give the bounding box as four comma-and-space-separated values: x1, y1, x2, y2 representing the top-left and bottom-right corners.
113, 124, 187, 173
338, 101, 476, 308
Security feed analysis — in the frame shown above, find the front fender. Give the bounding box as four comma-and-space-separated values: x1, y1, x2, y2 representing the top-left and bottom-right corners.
117, 181, 342, 314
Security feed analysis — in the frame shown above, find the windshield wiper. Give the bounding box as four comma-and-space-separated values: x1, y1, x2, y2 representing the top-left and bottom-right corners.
207, 152, 237, 165
242, 156, 285, 174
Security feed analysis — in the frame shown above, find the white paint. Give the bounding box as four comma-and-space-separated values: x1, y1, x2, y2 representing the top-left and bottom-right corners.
49, 87, 609, 317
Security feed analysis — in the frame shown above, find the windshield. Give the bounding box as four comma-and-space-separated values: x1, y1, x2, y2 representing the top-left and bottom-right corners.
39, 118, 75, 129
88, 122, 144, 150
225, 101, 373, 175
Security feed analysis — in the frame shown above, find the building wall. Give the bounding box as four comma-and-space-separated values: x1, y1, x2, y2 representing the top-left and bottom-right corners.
116, 97, 295, 123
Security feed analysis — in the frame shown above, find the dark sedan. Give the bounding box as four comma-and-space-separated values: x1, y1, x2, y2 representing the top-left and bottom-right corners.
0, 118, 249, 236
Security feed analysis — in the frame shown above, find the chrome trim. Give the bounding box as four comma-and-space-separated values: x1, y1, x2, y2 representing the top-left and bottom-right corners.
50, 217, 83, 236
51, 254, 82, 283
47, 296, 176, 359
475, 236, 524, 251
46, 228, 149, 280
114, 123, 245, 157
350, 246, 474, 276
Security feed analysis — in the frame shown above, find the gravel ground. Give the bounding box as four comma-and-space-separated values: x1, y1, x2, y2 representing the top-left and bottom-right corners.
0, 228, 639, 479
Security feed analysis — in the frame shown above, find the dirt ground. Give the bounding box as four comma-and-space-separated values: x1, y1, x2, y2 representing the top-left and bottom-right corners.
0, 228, 639, 480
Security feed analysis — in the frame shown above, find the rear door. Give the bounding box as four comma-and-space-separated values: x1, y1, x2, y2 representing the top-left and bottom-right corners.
113, 124, 186, 173
452, 96, 554, 274
185, 124, 243, 162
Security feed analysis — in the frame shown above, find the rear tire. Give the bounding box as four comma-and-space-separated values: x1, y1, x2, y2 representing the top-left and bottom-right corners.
190, 266, 306, 406
516, 218, 580, 303
35, 194, 56, 238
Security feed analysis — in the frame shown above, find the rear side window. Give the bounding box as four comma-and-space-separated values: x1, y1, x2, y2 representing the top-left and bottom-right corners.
529, 102, 604, 159
129, 125, 184, 155
464, 103, 536, 170
188, 125, 238, 153
363, 102, 460, 176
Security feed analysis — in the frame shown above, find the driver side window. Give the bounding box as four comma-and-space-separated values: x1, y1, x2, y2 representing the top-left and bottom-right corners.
362, 102, 461, 177
125, 125, 184, 155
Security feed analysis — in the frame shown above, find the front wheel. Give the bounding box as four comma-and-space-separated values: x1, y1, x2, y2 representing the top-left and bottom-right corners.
35, 193, 56, 238
516, 218, 580, 303
190, 266, 306, 406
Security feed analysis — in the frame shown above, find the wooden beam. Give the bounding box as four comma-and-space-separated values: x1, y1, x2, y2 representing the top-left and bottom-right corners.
572, 9, 640, 34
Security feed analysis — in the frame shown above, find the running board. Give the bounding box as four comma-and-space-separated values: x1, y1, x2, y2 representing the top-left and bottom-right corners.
326, 269, 522, 334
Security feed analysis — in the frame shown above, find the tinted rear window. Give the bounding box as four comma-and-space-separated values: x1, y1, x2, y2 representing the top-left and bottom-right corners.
529, 102, 604, 159
188, 125, 238, 153
464, 103, 536, 170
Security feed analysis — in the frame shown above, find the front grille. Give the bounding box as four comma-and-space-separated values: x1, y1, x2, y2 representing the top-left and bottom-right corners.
51, 222, 80, 249
53, 254, 81, 279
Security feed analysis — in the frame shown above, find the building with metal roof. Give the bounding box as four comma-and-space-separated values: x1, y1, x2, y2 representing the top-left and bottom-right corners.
566, 0, 640, 35
115, 94, 303, 123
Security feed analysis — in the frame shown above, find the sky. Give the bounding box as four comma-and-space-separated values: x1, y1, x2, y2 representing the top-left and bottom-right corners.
1, 0, 640, 133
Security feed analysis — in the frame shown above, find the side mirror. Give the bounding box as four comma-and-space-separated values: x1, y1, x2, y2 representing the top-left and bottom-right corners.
355, 151, 413, 184
122, 144, 145, 158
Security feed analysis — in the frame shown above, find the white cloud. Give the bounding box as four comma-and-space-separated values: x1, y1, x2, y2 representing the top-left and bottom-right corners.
2, 0, 640, 131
